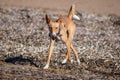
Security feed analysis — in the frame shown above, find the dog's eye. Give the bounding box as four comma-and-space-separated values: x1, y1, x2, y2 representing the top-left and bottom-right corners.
48, 23, 51, 26
49, 27, 52, 30
55, 27, 58, 29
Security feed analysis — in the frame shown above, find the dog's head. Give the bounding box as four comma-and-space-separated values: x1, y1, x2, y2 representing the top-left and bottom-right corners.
45, 14, 63, 40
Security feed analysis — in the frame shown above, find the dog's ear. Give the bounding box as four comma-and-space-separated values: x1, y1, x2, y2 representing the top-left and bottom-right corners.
58, 16, 65, 27
59, 15, 63, 20
45, 14, 51, 24
57, 15, 63, 23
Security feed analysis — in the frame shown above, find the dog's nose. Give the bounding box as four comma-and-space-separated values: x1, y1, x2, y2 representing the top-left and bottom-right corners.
52, 32, 56, 37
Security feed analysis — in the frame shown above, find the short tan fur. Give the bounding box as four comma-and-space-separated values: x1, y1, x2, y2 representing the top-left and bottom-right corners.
44, 4, 80, 69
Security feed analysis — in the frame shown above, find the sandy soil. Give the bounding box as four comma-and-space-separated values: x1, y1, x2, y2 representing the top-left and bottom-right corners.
0, 0, 120, 15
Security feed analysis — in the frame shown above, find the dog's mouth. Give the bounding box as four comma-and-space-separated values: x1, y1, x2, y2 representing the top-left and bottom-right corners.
49, 33, 61, 41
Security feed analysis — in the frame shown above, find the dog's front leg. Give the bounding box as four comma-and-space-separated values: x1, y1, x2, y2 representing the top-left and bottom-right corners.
43, 39, 54, 69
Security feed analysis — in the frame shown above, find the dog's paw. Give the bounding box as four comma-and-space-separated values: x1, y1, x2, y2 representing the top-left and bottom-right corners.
43, 64, 49, 69
62, 59, 67, 64
77, 59, 80, 65
70, 59, 73, 64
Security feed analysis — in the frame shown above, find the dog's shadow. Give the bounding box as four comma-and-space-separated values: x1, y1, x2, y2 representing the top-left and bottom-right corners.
5, 55, 39, 67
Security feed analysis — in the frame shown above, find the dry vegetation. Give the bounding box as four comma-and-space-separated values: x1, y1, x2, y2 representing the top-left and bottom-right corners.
0, 8, 120, 80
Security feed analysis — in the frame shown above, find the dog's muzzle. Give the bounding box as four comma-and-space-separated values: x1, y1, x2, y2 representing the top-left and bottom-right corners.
49, 25, 61, 41
49, 33, 61, 41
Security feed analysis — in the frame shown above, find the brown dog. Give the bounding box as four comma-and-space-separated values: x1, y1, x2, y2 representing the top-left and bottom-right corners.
44, 4, 80, 69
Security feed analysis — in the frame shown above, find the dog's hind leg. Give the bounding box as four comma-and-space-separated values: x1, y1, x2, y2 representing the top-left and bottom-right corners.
62, 40, 72, 64
71, 44, 80, 65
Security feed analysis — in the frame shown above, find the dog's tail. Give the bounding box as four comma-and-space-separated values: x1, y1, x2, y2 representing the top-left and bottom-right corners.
68, 4, 80, 20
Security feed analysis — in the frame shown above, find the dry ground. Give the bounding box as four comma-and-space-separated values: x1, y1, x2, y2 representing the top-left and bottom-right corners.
0, 0, 120, 80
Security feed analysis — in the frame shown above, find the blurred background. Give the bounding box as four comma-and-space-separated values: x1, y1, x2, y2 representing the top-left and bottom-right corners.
0, 0, 120, 15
